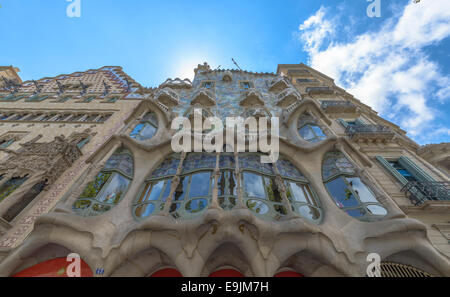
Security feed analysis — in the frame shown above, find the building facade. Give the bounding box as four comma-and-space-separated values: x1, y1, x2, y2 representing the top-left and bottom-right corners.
0, 63, 448, 277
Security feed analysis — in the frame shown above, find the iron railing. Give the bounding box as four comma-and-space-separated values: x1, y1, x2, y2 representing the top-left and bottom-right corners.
306, 86, 334, 94
401, 181, 450, 206
345, 124, 394, 138
321, 100, 356, 110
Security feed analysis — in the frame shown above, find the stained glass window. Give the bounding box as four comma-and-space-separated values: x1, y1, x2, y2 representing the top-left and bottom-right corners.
150, 154, 181, 179
182, 153, 216, 174
322, 151, 356, 180
73, 147, 134, 217
130, 112, 158, 141
322, 151, 387, 221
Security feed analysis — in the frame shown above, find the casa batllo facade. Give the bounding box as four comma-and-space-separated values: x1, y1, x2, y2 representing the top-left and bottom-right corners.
0, 62, 448, 277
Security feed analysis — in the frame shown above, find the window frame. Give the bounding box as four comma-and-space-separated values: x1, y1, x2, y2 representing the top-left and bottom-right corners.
323, 152, 387, 221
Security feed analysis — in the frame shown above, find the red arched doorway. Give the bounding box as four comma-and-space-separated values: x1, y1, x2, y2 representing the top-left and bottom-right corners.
13, 257, 93, 277
209, 269, 244, 277
274, 270, 304, 277
150, 268, 183, 277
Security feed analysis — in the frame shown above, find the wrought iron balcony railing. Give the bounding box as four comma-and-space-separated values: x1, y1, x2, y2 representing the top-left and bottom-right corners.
306, 86, 334, 95
401, 181, 450, 206
321, 100, 357, 113
345, 124, 395, 140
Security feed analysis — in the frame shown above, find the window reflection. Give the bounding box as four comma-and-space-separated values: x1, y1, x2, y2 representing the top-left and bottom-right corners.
130, 112, 158, 141
73, 147, 134, 217
322, 151, 387, 221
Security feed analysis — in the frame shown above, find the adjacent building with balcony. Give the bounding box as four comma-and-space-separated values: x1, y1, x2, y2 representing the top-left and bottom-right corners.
0, 62, 448, 277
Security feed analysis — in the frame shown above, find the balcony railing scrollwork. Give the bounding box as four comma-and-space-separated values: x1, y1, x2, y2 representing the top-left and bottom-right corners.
401, 181, 450, 206
345, 124, 395, 141
321, 100, 357, 113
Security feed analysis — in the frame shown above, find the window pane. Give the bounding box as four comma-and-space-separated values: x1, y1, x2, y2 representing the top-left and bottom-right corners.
346, 177, 378, 203
325, 177, 359, 208
139, 123, 157, 140
311, 125, 326, 137
246, 199, 269, 214
96, 173, 130, 204
137, 183, 152, 203
289, 182, 307, 203
80, 172, 111, 199
161, 179, 172, 201
264, 177, 282, 202
243, 172, 266, 199
148, 180, 164, 201
346, 208, 366, 218
299, 125, 315, 140
367, 205, 387, 216
174, 176, 188, 201
135, 203, 155, 218
298, 205, 320, 220
189, 172, 211, 198
130, 123, 144, 138
185, 198, 208, 213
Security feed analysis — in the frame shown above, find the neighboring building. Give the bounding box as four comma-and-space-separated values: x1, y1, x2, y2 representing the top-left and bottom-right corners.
418, 143, 450, 177
0, 62, 448, 277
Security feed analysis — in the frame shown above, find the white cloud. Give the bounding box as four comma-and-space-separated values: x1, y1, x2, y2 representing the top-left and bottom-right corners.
298, 0, 450, 143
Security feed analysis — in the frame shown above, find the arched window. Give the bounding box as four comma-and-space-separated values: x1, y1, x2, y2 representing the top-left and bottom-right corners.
169, 153, 216, 218
134, 152, 321, 222
133, 154, 181, 219
298, 113, 326, 143
299, 124, 326, 143
73, 147, 134, 217
322, 151, 387, 221
278, 157, 321, 222
0, 175, 29, 203
240, 153, 287, 218
130, 112, 158, 141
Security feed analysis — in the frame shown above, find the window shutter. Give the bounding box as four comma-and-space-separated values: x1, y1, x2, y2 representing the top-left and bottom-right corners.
398, 156, 435, 182
355, 118, 366, 125
375, 156, 408, 186
338, 119, 348, 128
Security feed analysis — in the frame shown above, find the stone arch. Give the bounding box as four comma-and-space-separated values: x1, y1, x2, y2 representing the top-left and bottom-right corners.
274, 249, 345, 277
111, 246, 181, 277
201, 242, 253, 277
382, 249, 446, 277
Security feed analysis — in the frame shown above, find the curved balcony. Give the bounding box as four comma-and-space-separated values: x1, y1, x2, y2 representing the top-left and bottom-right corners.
276, 88, 301, 108
269, 76, 290, 92
239, 88, 265, 107
191, 87, 216, 107
154, 87, 179, 107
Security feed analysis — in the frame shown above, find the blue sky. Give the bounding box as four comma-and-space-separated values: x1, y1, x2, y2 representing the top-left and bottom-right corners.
0, 0, 449, 145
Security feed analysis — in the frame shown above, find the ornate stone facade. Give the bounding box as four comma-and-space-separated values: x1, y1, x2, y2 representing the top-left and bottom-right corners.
0, 63, 448, 277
